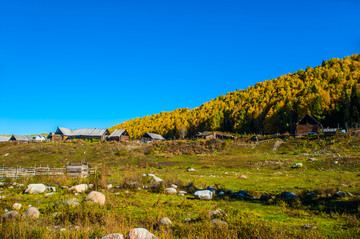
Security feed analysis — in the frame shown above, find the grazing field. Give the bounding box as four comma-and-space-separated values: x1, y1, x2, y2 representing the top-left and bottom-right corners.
0, 136, 359, 238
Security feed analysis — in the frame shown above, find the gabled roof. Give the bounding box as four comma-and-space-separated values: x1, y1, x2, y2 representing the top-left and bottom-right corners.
69, 128, 108, 137
296, 114, 322, 127
109, 129, 126, 137
56, 127, 73, 136
143, 132, 165, 140
0, 136, 10, 142
10, 135, 29, 141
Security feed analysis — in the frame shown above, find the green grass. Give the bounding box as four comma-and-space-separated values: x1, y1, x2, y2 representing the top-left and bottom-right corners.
0, 137, 359, 238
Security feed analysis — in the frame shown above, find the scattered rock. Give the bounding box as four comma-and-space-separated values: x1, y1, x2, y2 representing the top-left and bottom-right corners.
334, 191, 346, 197
45, 192, 56, 197
226, 190, 233, 195
194, 190, 213, 200
12, 203, 22, 210
272, 140, 284, 151
279, 191, 298, 200
107, 184, 113, 189
211, 219, 228, 228
209, 209, 227, 218
302, 224, 318, 230
334, 161, 338, 164
178, 191, 187, 194
62, 198, 80, 206
170, 184, 177, 189
305, 192, 317, 200
218, 190, 225, 196
89, 184, 94, 189
159, 217, 171, 226
178, 193, 184, 196
47, 186, 56, 192
62, 186, 69, 189
24, 207, 40, 218
68, 184, 88, 194
165, 188, 177, 195
206, 186, 216, 193
151, 176, 163, 183
86, 191, 106, 205
260, 194, 269, 201
24, 184, 46, 194
347, 192, 354, 197
239, 174, 247, 179
101, 233, 125, 239
4, 153, 9, 156
2, 211, 19, 221
308, 158, 317, 162
291, 163, 303, 169
184, 218, 192, 222
187, 168, 196, 172
127, 228, 158, 239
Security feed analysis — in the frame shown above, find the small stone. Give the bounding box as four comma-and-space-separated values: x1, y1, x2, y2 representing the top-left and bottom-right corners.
62, 186, 68, 189
194, 190, 213, 200
170, 184, 177, 189
68, 184, 88, 194
101, 233, 125, 239
239, 174, 247, 179
164, 188, 177, 195
308, 158, 317, 162
178, 191, 187, 194
291, 163, 303, 169
260, 194, 269, 201
226, 190, 233, 195
302, 224, 318, 230
218, 191, 225, 196
279, 191, 298, 200
211, 219, 228, 228
347, 192, 354, 197
206, 186, 216, 193
184, 218, 191, 222
159, 217, 171, 226
24, 207, 40, 218
107, 184, 113, 189
334, 161, 338, 164
2, 211, 19, 221
209, 209, 227, 218
12, 203, 22, 210
45, 192, 56, 197
187, 168, 196, 172
89, 184, 94, 189
334, 191, 346, 197
47, 186, 56, 192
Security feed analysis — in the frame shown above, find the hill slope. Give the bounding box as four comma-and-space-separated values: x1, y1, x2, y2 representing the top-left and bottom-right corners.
110, 54, 360, 138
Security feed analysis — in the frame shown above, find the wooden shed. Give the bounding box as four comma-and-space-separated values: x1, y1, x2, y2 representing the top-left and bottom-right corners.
53, 127, 73, 142
296, 114, 323, 136
141, 132, 165, 142
108, 129, 130, 141
9, 135, 30, 142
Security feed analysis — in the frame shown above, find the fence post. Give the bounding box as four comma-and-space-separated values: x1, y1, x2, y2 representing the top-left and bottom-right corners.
35, 165, 36, 176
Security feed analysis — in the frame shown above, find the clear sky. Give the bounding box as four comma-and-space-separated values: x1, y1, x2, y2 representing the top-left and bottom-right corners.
1, 0, 359, 135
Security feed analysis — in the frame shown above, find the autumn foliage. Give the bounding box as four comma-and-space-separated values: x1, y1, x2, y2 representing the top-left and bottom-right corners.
110, 54, 360, 138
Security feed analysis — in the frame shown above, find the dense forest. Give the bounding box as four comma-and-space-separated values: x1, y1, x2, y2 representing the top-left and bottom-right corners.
110, 54, 360, 139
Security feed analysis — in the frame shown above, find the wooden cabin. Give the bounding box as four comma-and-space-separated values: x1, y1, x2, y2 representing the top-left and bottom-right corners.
9, 135, 31, 142
67, 128, 110, 141
296, 114, 323, 136
108, 129, 130, 141
0, 136, 10, 143
53, 127, 73, 142
141, 132, 165, 142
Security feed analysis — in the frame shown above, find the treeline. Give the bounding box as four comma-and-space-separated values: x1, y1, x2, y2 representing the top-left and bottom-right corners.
110, 54, 360, 139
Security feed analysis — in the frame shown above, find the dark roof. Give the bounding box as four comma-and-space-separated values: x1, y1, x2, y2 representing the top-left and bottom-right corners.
296, 114, 322, 127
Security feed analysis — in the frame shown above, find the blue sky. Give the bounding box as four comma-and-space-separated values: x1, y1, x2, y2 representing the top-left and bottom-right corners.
1, 0, 359, 135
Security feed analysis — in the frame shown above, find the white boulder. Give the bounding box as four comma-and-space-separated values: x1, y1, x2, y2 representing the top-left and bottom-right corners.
24, 184, 46, 194
85, 191, 106, 205
194, 190, 213, 200
101, 233, 124, 239
12, 203, 22, 211
24, 207, 40, 218
127, 228, 157, 239
164, 188, 177, 195
68, 184, 88, 194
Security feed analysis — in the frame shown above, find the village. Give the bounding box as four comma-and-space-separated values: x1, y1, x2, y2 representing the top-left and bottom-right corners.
0, 114, 354, 144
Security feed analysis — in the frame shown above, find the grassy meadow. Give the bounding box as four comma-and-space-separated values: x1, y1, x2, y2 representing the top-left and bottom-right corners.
0, 136, 359, 238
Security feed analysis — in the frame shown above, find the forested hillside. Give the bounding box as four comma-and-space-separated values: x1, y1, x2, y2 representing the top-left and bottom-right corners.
110, 54, 360, 138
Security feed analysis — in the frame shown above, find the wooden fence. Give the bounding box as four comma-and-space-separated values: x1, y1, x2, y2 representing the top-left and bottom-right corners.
0, 165, 94, 180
